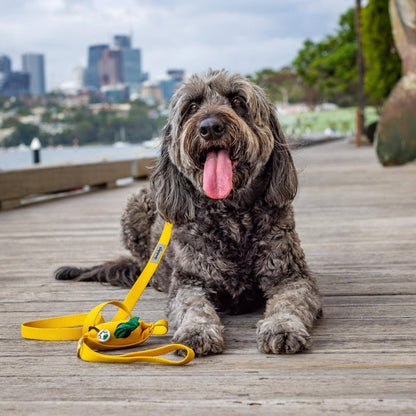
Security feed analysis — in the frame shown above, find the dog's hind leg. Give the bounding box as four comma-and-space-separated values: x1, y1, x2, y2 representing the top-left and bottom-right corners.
55, 187, 158, 288
55, 256, 143, 288
120, 188, 157, 262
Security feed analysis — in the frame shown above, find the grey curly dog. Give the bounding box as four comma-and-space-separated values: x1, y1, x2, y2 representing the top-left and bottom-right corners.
56, 70, 322, 356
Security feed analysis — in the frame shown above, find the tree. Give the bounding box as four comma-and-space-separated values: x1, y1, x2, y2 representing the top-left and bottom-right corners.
361, 0, 402, 104
74, 119, 98, 144
6, 122, 40, 147
292, 8, 358, 106
4, 97, 32, 115
2, 117, 19, 128
248, 67, 307, 104
125, 99, 160, 142
0, 95, 8, 110
291, 40, 324, 105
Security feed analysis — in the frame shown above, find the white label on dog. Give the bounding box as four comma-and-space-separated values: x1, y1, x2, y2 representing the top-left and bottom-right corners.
150, 243, 166, 264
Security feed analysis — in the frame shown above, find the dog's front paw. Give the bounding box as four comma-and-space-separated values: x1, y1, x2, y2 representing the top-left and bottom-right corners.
173, 324, 224, 356
256, 315, 311, 354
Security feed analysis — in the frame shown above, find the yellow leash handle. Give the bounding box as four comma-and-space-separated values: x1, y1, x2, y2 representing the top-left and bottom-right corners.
21, 313, 95, 341
21, 222, 195, 365
78, 341, 195, 365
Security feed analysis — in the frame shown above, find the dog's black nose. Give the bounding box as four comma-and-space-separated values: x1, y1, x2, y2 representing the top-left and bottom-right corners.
199, 117, 225, 140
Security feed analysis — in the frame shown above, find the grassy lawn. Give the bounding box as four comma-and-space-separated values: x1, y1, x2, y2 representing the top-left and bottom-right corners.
278, 106, 379, 136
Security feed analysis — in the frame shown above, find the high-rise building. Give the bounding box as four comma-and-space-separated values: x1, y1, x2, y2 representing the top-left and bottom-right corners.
114, 35, 131, 49
167, 69, 185, 82
86, 44, 109, 89
22, 53, 46, 96
0, 55, 12, 92
73, 66, 86, 90
0, 55, 12, 75
122, 48, 142, 85
0, 55, 30, 97
98, 48, 123, 86
159, 69, 186, 102
0, 72, 30, 97
113, 35, 144, 94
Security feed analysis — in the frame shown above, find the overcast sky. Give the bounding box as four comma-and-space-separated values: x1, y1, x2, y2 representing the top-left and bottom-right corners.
1, 0, 354, 91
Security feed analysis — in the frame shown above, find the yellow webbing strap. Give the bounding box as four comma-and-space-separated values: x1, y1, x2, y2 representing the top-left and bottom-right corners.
21, 222, 195, 365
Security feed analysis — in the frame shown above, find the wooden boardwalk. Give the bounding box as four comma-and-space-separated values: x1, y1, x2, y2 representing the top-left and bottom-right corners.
1, 139, 415, 415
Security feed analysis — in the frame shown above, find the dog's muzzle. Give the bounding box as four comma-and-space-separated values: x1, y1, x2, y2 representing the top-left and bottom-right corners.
197, 116, 234, 200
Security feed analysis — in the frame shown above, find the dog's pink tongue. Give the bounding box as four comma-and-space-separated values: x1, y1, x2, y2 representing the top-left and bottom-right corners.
203, 150, 233, 199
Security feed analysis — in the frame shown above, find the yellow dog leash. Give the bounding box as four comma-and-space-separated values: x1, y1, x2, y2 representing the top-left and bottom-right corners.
21, 222, 195, 365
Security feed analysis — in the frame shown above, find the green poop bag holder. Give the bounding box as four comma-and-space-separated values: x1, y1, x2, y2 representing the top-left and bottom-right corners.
21, 222, 195, 365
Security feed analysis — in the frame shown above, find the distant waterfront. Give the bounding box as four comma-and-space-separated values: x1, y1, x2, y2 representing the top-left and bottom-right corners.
0, 142, 159, 171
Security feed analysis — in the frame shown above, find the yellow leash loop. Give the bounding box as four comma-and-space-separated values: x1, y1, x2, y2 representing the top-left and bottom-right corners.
21, 222, 195, 365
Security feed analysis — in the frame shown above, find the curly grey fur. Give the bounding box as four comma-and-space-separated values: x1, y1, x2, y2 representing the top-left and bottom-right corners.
55, 70, 322, 356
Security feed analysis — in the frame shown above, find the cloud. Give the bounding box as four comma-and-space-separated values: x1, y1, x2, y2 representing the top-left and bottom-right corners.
0, 0, 353, 90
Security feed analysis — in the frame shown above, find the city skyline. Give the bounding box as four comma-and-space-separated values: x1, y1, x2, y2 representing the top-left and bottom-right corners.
1, 0, 354, 91
0, 38, 182, 103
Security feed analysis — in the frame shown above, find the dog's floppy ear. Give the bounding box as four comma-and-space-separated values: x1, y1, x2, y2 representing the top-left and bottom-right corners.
150, 124, 196, 224
265, 105, 298, 207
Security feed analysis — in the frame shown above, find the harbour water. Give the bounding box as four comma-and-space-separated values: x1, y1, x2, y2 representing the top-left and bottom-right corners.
0, 142, 159, 172
0, 135, 346, 172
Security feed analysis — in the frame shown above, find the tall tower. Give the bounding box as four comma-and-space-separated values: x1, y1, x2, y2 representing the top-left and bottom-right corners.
122, 49, 142, 85
0, 55, 12, 91
86, 44, 109, 89
113, 35, 143, 93
22, 53, 45, 96
0, 55, 12, 75
98, 48, 123, 86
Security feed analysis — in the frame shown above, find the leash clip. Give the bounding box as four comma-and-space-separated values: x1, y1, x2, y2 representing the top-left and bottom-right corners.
77, 337, 83, 358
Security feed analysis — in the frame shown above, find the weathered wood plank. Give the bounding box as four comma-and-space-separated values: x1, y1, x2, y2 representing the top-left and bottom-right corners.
1, 399, 415, 416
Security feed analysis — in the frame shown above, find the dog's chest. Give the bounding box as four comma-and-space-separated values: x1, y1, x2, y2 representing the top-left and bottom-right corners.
182, 210, 255, 260
172, 211, 265, 313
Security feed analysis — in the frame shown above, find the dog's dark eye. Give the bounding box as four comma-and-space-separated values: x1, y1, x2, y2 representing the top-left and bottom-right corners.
232, 96, 244, 106
231, 96, 247, 116
188, 103, 199, 114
